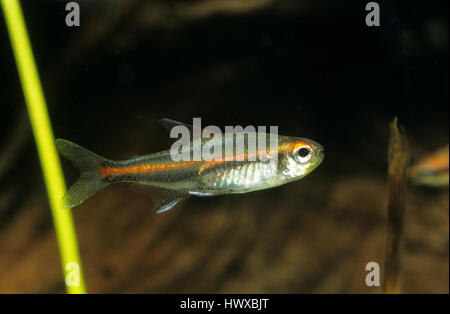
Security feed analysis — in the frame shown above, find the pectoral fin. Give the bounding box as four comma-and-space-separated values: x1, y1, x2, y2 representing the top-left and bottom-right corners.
146, 186, 189, 213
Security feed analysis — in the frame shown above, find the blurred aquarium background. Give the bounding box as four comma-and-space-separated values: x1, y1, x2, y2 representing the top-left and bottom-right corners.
0, 0, 448, 293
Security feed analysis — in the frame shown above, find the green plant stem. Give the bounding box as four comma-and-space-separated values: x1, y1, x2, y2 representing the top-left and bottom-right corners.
1, 0, 86, 293
383, 117, 409, 294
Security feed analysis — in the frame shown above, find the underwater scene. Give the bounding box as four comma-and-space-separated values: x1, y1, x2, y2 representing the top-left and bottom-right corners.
0, 0, 448, 295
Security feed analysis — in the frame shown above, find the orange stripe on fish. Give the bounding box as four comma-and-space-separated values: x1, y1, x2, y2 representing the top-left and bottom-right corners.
197, 141, 309, 174
198, 149, 277, 174
101, 140, 310, 178
285, 140, 309, 151
100, 161, 201, 178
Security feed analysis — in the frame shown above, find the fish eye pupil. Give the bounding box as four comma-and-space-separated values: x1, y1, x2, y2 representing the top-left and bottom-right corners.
298, 147, 310, 158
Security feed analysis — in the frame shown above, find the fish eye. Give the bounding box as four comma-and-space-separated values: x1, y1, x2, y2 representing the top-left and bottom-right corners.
295, 146, 312, 163
298, 147, 310, 158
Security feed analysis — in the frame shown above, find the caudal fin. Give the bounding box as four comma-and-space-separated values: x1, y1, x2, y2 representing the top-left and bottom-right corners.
56, 139, 110, 209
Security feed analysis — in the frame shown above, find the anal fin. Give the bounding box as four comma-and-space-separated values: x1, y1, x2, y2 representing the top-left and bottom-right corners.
146, 186, 189, 214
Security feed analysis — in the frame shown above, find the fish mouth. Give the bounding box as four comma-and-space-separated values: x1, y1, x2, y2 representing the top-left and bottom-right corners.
313, 142, 325, 165
310, 140, 324, 158
316, 143, 324, 154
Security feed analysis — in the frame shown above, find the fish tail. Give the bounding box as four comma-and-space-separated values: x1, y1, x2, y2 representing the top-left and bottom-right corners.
55, 139, 110, 209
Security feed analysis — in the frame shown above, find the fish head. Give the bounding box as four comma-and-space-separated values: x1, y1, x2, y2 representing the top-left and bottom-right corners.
409, 145, 449, 187
278, 136, 324, 180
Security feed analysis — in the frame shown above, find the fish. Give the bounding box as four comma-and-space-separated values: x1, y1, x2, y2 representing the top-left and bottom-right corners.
409, 144, 449, 187
55, 119, 324, 213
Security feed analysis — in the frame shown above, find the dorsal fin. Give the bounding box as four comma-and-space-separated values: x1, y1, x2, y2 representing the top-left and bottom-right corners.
123, 151, 139, 159
158, 118, 202, 135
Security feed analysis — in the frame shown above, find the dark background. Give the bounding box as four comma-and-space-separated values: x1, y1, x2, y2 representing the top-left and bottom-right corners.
0, 0, 448, 293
